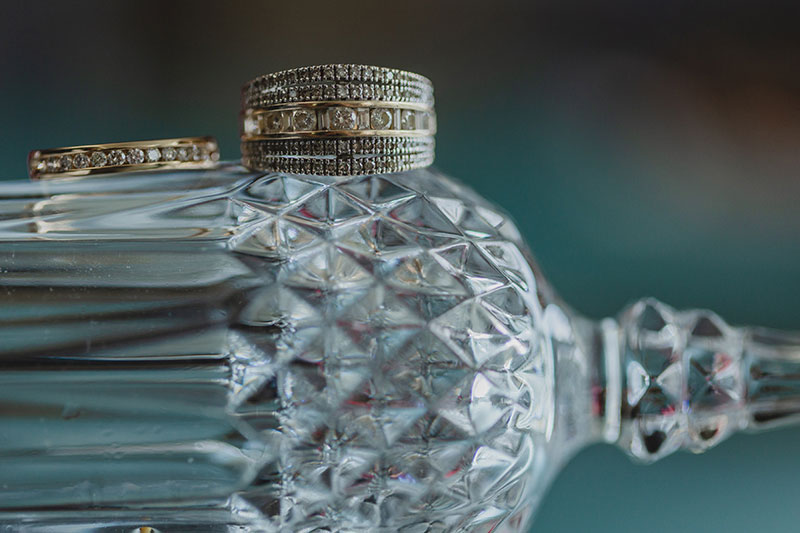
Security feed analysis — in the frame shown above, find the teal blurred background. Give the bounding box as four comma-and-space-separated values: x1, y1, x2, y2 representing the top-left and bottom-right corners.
3, 1, 800, 530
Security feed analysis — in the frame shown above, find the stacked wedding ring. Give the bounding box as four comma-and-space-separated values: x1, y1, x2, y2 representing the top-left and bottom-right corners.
240, 64, 436, 176
28, 137, 220, 180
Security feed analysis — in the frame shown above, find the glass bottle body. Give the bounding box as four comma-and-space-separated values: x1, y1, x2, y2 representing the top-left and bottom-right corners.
0, 166, 593, 532
1, 165, 798, 532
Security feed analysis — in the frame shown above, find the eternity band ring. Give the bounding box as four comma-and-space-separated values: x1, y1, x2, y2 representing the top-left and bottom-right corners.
28, 137, 220, 180
240, 64, 436, 176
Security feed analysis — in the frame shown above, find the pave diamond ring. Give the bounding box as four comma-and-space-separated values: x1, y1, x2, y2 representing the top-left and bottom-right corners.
28, 137, 220, 180
240, 64, 436, 176
241, 64, 434, 109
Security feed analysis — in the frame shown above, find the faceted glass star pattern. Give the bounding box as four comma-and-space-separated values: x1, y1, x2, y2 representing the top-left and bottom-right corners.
0, 165, 574, 533
226, 168, 558, 531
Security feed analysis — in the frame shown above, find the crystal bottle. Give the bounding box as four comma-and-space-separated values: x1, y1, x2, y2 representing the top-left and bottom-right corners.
2, 164, 799, 532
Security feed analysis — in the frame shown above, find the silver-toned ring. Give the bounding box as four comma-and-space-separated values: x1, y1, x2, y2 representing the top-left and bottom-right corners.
240, 64, 436, 176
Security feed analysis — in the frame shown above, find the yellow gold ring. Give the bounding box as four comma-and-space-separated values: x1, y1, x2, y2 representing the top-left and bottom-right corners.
28, 137, 220, 180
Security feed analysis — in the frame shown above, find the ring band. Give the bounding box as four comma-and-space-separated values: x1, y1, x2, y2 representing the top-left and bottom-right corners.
28, 137, 220, 180
241, 64, 434, 109
242, 138, 435, 176
240, 64, 435, 176
241, 102, 436, 140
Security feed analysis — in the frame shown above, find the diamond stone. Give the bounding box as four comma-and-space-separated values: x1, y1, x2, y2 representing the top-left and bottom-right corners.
59, 154, 73, 171
418, 111, 431, 130
72, 152, 90, 169
127, 148, 145, 165
292, 109, 316, 131
263, 111, 287, 132
328, 107, 357, 129
243, 115, 260, 135
90, 151, 107, 167
161, 147, 177, 161
108, 150, 126, 166
146, 148, 161, 162
45, 158, 61, 172
370, 108, 393, 129
176, 147, 189, 161
400, 109, 417, 130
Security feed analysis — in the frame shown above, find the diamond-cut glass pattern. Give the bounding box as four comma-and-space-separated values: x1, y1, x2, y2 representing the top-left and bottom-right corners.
226, 168, 556, 531
7, 165, 800, 533
619, 300, 745, 460
5, 165, 800, 532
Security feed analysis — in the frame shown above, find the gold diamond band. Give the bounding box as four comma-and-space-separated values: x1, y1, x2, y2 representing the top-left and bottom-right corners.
28, 137, 220, 180
240, 64, 436, 176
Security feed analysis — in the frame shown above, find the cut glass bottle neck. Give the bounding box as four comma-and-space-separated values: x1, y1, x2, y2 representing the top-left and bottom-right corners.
592, 299, 800, 462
